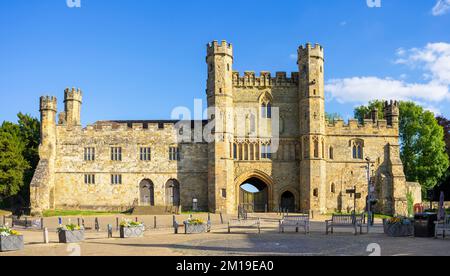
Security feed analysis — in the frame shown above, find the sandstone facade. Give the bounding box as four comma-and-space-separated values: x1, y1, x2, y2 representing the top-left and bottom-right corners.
30, 41, 408, 216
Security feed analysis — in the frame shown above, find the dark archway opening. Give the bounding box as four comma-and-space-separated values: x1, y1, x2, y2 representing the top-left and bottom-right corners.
165, 179, 180, 207
139, 179, 155, 206
239, 177, 268, 213
280, 191, 295, 212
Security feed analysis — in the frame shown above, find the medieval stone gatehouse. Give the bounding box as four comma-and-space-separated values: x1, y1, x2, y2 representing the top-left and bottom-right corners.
30, 41, 408, 216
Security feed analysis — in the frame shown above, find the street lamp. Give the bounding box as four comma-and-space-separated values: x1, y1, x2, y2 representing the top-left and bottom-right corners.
365, 157, 373, 233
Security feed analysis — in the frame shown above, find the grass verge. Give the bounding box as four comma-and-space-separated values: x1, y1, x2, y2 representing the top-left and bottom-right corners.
42, 209, 126, 218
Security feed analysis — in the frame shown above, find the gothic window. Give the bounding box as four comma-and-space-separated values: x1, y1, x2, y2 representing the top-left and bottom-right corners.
313, 137, 319, 158
350, 140, 364, 160
233, 143, 238, 160
331, 183, 336, 194
313, 188, 319, 197
267, 103, 272, 119
261, 103, 267, 118
329, 146, 334, 160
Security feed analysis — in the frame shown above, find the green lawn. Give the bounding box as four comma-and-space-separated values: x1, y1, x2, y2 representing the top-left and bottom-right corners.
42, 209, 126, 218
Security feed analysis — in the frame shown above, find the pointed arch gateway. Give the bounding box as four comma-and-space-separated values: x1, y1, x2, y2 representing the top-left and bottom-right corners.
165, 179, 180, 207
235, 170, 274, 213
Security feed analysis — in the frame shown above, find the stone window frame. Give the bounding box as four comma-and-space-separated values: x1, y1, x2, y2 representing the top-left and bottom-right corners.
329, 146, 334, 160
84, 147, 95, 161
111, 147, 122, 161
140, 147, 152, 161
350, 139, 364, 160
111, 174, 122, 185
261, 143, 272, 159
169, 146, 180, 161
84, 174, 95, 185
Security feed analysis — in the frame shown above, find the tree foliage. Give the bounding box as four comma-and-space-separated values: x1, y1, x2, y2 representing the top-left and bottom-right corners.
325, 112, 343, 124
0, 114, 40, 204
354, 101, 449, 192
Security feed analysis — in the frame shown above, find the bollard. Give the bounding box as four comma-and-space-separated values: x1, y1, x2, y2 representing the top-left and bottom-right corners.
40, 217, 44, 230
154, 216, 157, 229
135, 217, 138, 223
220, 212, 224, 224
58, 217, 62, 225
82, 218, 85, 228
107, 224, 113, 238
116, 217, 119, 231
95, 218, 100, 231
43, 228, 49, 244
77, 218, 81, 227
3, 215, 6, 226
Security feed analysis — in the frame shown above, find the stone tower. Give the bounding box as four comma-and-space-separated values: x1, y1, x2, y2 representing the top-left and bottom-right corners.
30, 96, 58, 214
206, 40, 235, 213
298, 43, 327, 214
64, 87, 83, 126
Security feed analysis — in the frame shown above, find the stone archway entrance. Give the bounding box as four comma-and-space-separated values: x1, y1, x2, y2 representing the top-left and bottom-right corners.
239, 177, 269, 213
280, 191, 296, 212
165, 179, 180, 207
139, 179, 155, 206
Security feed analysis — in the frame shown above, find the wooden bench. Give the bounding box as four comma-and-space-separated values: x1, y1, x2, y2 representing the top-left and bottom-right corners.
435, 215, 450, 239
326, 214, 365, 235
228, 218, 260, 234
279, 215, 310, 234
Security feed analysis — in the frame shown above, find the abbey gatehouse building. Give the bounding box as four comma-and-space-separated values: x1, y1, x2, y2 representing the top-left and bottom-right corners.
30, 41, 408, 216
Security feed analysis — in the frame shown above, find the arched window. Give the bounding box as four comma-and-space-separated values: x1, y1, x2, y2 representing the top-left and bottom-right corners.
313, 138, 319, 158
261, 103, 267, 118
329, 146, 334, 160
267, 103, 272, 119
351, 139, 364, 160
233, 143, 237, 160
321, 140, 325, 158
331, 183, 336, 194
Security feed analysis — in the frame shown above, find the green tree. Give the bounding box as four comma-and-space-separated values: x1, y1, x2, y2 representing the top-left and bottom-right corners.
354, 101, 449, 192
325, 112, 343, 124
17, 113, 40, 203
354, 100, 385, 124
0, 122, 30, 199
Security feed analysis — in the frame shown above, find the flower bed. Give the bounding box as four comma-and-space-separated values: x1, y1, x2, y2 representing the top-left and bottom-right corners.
0, 224, 24, 252
119, 220, 145, 238
184, 218, 209, 234
57, 224, 85, 243
383, 217, 414, 237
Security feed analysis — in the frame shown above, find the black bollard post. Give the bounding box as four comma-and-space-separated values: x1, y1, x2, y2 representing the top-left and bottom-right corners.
154, 216, 157, 229
77, 218, 81, 227
82, 218, 85, 228
116, 217, 119, 231
40, 217, 44, 230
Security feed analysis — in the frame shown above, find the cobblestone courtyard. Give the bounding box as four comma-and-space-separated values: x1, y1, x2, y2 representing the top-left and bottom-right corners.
1, 215, 449, 256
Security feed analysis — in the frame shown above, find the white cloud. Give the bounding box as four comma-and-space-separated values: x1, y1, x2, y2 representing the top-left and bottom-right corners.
432, 0, 450, 16
325, 43, 450, 111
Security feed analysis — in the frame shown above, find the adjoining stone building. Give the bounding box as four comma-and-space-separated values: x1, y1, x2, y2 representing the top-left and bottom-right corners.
30, 41, 409, 216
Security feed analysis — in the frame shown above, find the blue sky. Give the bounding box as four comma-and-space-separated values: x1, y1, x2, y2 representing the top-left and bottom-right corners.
1, 0, 449, 125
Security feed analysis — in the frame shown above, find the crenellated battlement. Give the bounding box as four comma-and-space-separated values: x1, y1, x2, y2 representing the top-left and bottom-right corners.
40, 96, 57, 112
298, 43, 324, 60
64, 87, 83, 103
326, 118, 398, 136
207, 40, 233, 57
232, 71, 299, 87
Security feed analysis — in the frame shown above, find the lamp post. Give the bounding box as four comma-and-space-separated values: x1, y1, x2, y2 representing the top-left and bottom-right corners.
365, 157, 372, 233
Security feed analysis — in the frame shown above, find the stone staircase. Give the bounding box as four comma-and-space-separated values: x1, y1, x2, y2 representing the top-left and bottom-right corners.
131, 206, 178, 215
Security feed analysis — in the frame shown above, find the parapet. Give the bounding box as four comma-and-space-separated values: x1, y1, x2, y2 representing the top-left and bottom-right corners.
298, 43, 324, 60
233, 71, 299, 87
327, 118, 398, 136
64, 87, 83, 103
207, 40, 233, 57
40, 96, 57, 112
